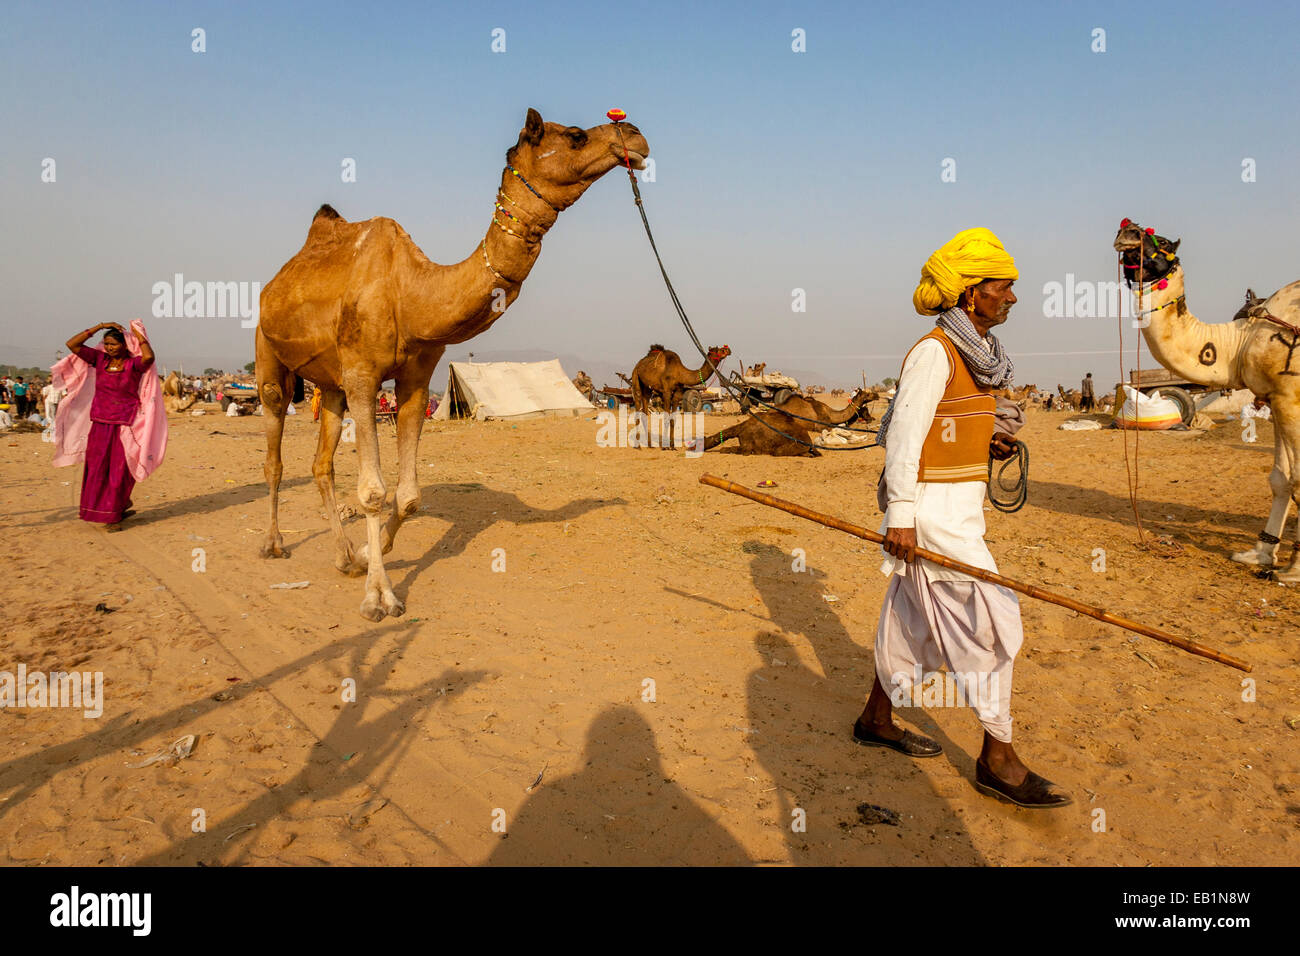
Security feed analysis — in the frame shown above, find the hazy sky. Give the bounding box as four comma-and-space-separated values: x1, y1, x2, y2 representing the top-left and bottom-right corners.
3, 0, 1297, 387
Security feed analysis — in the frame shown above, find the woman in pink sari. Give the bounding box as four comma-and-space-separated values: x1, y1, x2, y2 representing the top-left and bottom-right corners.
64, 321, 155, 528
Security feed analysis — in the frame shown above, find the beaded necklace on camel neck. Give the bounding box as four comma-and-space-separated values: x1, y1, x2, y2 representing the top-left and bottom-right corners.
482, 165, 559, 283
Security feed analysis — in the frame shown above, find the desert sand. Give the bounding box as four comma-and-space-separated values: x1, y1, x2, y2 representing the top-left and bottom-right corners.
1, 401, 1296, 866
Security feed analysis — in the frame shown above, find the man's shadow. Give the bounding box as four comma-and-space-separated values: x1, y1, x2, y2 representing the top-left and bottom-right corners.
487, 705, 751, 866
737, 541, 987, 864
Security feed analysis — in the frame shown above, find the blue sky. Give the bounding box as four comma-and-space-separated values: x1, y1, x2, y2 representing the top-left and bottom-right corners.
2, 0, 1297, 386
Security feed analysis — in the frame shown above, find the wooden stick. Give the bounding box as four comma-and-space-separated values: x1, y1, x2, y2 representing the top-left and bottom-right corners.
699, 474, 1251, 673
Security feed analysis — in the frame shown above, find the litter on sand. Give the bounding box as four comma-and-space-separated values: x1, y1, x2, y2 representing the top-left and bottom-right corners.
1059, 419, 1102, 431
526, 763, 549, 793
855, 803, 901, 826
269, 581, 311, 589
126, 734, 197, 769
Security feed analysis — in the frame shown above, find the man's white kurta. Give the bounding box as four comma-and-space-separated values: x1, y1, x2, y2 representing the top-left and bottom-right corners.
875, 336, 1023, 742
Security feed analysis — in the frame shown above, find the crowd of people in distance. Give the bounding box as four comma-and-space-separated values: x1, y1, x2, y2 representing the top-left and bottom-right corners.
0, 373, 66, 429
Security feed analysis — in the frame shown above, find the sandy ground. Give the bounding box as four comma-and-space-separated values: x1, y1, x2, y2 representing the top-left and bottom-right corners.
2, 400, 1297, 866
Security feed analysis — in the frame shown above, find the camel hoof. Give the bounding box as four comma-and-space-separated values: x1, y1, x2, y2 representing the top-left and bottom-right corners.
1230, 549, 1272, 567
359, 595, 387, 622
259, 539, 287, 559
1268, 568, 1300, 585
382, 593, 405, 617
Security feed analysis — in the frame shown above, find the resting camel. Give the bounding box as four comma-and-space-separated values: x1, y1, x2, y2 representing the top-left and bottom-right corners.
704, 388, 876, 456
1114, 218, 1300, 581
256, 108, 650, 620
629, 343, 731, 449
162, 371, 198, 413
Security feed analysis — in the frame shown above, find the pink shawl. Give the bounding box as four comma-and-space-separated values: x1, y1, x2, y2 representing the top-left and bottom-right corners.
51, 319, 168, 481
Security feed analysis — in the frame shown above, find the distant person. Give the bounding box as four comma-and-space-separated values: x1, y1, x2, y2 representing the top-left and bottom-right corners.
1080, 373, 1095, 413
12, 377, 29, 417
57, 321, 162, 529
42, 380, 65, 422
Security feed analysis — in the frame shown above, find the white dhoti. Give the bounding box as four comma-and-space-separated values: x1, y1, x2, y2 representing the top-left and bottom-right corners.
875, 559, 1023, 742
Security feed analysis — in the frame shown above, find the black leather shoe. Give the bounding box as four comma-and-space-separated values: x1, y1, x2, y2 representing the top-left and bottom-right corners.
975, 759, 1072, 808
852, 721, 942, 758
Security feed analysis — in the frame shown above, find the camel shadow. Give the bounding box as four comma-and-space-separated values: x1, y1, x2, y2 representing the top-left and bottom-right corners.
125, 475, 315, 527
384, 483, 626, 594
736, 541, 987, 864
485, 705, 752, 866
0, 626, 481, 866
1028, 478, 1285, 558
133, 626, 488, 865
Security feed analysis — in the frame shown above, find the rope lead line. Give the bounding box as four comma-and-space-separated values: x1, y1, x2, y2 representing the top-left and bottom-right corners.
612, 122, 877, 452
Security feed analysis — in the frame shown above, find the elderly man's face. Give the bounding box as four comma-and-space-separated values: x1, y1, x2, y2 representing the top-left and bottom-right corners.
969, 278, 1017, 330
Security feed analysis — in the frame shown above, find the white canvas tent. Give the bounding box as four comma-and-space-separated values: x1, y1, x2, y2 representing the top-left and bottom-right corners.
433, 360, 595, 421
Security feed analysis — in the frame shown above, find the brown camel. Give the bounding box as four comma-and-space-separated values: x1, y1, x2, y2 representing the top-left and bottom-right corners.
629, 343, 731, 449
161, 371, 198, 413
256, 108, 649, 620
704, 388, 876, 456
1115, 219, 1300, 580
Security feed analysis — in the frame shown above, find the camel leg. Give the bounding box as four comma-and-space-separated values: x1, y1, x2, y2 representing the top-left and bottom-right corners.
1265, 410, 1300, 583
629, 378, 647, 448
662, 388, 680, 450
345, 379, 404, 621
313, 389, 360, 574
1232, 434, 1291, 568
257, 329, 292, 559
366, 360, 439, 559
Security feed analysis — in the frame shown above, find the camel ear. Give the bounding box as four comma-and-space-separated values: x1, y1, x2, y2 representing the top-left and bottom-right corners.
523, 108, 544, 146
1168, 238, 1180, 254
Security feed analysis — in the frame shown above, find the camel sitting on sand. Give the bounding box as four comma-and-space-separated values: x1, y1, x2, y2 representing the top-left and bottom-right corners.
161, 371, 198, 414
704, 388, 876, 457
629, 344, 731, 449
255, 108, 650, 620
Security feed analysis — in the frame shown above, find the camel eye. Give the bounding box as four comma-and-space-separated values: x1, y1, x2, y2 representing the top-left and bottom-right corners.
565, 128, 588, 147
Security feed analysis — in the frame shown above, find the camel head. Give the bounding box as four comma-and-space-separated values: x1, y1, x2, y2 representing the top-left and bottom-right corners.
506, 108, 651, 211
1113, 218, 1181, 287
846, 387, 877, 424
706, 345, 732, 366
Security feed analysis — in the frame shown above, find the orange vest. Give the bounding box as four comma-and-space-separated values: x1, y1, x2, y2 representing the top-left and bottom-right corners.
901, 328, 995, 482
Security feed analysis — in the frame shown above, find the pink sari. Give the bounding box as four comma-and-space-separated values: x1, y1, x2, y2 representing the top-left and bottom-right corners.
51, 320, 167, 523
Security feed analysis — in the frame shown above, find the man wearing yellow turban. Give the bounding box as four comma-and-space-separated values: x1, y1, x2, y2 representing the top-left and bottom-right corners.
855, 227, 1071, 809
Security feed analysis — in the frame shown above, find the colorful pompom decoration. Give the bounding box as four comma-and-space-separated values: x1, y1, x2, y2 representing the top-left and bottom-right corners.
606, 108, 627, 122
1120, 218, 1132, 228
1145, 227, 1155, 235
1156, 279, 1169, 290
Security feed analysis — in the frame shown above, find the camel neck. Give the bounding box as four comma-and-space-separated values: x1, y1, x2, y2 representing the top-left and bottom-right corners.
1137, 267, 1247, 389
480, 168, 560, 286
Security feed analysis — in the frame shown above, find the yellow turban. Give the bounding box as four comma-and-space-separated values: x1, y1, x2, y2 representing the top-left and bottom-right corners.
913, 227, 1019, 316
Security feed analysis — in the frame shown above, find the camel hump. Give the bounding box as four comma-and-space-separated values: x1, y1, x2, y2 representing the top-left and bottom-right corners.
314, 203, 343, 221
